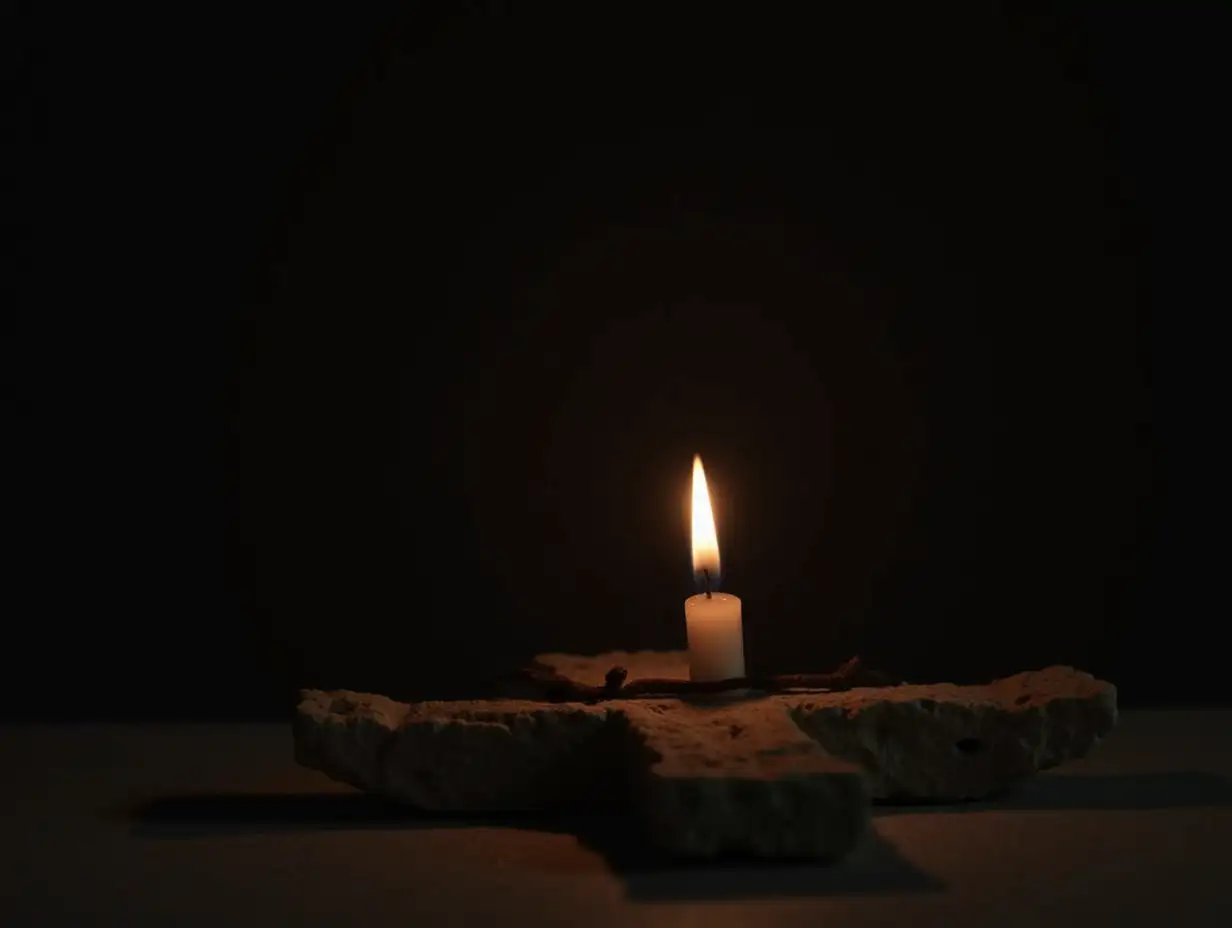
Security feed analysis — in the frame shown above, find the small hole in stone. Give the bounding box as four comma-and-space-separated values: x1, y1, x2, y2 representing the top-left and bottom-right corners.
1015, 694, 1031, 705
954, 738, 985, 755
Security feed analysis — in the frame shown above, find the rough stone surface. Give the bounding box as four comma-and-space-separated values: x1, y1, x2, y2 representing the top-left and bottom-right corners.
618, 699, 869, 859
294, 655, 1116, 856
294, 690, 617, 810
786, 666, 1119, 801
295, 687, 870, 859
537, 651, 1119, 801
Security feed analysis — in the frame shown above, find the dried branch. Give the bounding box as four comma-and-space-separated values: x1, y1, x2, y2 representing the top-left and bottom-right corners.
491, 656, 900, 703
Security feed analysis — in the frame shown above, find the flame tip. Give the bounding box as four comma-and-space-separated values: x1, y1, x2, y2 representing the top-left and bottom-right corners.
690, 452, 720, 576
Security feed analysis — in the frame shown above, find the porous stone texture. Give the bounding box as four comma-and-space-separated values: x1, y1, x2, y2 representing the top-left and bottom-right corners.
618, 699, 869, 859
786, 666, 1119, 801
294, 690, 617, 810
294, 655, 1116, 857
295, 686, 869, 859
536, 651, 1119, 802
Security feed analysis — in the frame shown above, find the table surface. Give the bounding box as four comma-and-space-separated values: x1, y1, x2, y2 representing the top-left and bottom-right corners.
5, 709, 1232, 928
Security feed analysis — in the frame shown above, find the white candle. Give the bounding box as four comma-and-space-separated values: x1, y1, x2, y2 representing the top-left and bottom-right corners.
685, 455, 745, 681
685, 592, 744, 681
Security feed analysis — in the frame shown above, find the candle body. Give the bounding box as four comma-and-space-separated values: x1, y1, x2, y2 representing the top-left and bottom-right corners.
684, 593, 745, 681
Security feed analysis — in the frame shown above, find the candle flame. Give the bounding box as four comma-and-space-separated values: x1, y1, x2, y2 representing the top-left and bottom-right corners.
691, 455, 721, 580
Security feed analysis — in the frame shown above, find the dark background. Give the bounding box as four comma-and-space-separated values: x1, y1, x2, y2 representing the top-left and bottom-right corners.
11, 3, 1228, 720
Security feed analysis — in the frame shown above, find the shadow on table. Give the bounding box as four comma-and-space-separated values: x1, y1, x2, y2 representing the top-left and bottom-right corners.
873, 771, 1232, 816
592, 829, 944, 901
127, 792, 943, 899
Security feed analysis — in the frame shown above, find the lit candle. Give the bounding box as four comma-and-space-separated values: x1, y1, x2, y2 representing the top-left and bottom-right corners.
685, 455, 745, 682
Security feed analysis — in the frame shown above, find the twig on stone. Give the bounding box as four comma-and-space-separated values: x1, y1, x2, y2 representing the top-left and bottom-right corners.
493, 656, 900, 703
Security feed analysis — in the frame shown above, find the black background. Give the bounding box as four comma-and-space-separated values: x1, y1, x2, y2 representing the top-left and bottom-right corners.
12, 3, 1229, 720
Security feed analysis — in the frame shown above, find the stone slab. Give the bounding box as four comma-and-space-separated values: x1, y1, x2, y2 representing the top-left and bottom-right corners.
786, 666, 1118, 801
296, 688, 869, 859
617, 699, 869, 858
294, 690, 617, 810
537, 652, 1118, 801
294, 655, 1116, 856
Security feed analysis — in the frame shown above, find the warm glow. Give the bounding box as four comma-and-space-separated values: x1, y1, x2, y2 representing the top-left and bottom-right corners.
691, 455, 721, 578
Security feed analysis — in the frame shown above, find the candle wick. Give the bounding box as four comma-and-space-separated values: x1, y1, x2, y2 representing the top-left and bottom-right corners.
702, 568, 712, 599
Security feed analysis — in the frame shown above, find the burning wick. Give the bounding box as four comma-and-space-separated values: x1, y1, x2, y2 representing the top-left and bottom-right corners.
685, 455, 744, 681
